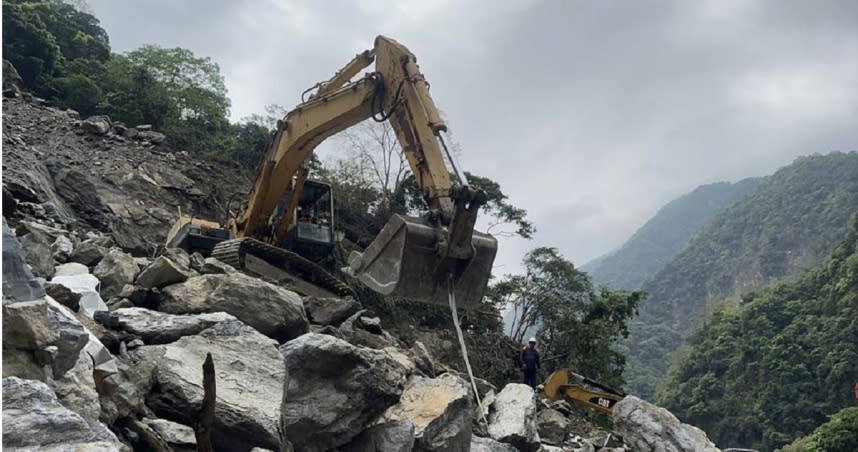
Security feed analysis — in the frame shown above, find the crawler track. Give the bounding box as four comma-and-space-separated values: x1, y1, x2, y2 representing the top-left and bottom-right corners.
211, 238, 356, 298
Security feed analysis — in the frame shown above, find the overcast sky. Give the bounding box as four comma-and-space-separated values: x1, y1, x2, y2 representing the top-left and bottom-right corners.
89, 0, 858, 277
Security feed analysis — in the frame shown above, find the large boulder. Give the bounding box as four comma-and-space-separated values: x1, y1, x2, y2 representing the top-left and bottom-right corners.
2, 297, 89, 379
98, 307, 235, 344
487, 384, 540, 452
279, 333, 408, 452
93, 247, 139, 299
384, 373, 473, 452
54, 348, 101, 426
470, 435, 518, 452
304, 295, 360, 326
17, 228, 55, 279
2, 377, 122, 450
613, 396, 721, 452
341, 420, 415, 452
144, 319, 285, 451
51, 235, 74, 263
81, 115, 112, 135
160, 273, 309, 342
143, 418, 197, 451
338, 309, 398, 349
134, 254, 195, 289
537, 408, 569, 445
138, 130, 166, 144
2, 218, 45, 302
70, 240, 108, 266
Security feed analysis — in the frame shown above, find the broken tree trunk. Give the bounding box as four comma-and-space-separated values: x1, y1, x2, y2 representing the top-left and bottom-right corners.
194, 352, 216, 452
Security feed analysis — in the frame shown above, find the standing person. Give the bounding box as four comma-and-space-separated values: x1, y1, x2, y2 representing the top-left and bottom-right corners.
520, 337, 540, 389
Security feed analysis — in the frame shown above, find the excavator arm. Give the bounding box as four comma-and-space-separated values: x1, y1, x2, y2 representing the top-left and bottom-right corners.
231, 35, 497, 307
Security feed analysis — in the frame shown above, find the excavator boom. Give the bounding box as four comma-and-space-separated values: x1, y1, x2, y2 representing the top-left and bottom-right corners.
168, 36, 497, 307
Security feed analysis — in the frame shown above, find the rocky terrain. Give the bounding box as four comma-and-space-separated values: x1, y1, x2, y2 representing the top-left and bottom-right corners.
2, 91, 724, 451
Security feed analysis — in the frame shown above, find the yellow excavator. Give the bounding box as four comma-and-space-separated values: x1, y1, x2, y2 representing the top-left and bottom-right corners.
539, 368, 626, 415
165, 35, 498, 307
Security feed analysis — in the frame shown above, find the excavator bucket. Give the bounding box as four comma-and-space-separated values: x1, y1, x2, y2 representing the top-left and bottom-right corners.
347, 214, 497, 308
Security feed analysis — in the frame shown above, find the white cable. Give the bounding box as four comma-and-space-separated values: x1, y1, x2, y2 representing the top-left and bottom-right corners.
448, 276, 487, 425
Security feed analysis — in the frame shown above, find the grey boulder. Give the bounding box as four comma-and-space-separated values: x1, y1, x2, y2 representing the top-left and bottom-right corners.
143, 418, 197, 450
70, 241, 108, 266
134, 255, 195, 289
304, 295, 360, 325
613, 395, 721, 452
160, 273, 309, 342
81, 115, 112, 135
341, 420, 415, 452
51, 235, 74, 263
2, 218, 45, 302
144, 319, 285, 451
470, 435, 519, 452
2, 377, 122, 451
487, 384, 540, 452
98, 307, 235, 344
2, 297, 89, 379
536, 408, 569, 445
279, 333, 408, 452
93, 247, 138, 299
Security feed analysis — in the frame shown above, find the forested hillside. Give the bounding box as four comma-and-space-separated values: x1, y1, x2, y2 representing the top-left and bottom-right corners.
3, 0, 273, 167
657, 215, 858, 451
583, 177, 763, 289
622, 151, 858, 398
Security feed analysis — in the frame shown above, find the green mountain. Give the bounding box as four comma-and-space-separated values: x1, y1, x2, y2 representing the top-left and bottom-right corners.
583, 178, 764, 290
656, 215, 858, 451
622, 151, 858, 399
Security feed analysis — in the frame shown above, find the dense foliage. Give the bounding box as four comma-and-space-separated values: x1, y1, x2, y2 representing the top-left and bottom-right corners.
657, 215, 858, 451
488, 247, 644, 388
622, 152, 858, 398
781, 407, 858, 452
582, 177, 763, 290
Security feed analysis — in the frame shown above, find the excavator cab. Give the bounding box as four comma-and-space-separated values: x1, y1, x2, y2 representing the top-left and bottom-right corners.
280, 179, 335, 262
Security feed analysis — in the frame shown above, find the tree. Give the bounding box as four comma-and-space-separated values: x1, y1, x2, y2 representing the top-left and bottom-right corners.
337, 120, 409, 214
120, 45, 232, 154
2, 2, 60, 86
97, 54, 175, 129
489, 247, 643, 387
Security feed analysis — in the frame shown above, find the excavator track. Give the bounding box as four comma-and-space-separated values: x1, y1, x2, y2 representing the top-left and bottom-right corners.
211, 238, 356, 298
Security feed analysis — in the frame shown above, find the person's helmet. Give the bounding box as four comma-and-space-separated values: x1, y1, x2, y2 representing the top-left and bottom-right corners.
528, 337, 537, 343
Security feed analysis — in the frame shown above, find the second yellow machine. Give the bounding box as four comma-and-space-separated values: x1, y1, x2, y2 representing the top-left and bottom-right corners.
166, 36, 497, 308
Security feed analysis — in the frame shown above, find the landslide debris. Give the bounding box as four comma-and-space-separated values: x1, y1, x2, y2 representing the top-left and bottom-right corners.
2, 93, 724, 451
